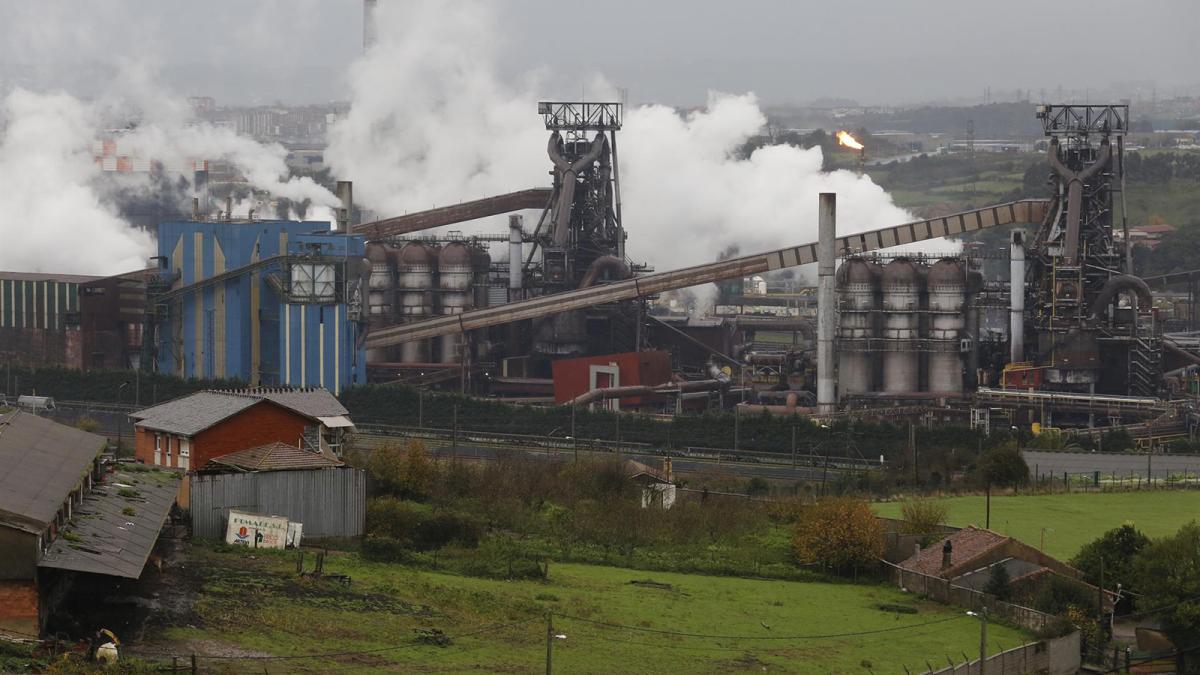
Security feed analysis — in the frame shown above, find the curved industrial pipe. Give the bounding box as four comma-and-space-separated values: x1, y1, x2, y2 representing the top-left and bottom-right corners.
548, 132, 608, 246
578, 255, 631, 289
1090, 274, 1153, 318
565, 377, 730, 407
1048, 137, 1112, 264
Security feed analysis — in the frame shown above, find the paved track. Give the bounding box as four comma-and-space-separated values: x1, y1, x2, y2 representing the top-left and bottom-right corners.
1024, 449, 1200, 480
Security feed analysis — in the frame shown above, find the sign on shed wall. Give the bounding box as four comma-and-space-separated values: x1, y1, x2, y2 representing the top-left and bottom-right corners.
225, 510, 290, 549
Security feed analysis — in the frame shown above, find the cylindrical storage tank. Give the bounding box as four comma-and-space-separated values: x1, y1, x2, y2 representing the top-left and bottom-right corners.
364, 243, 395, 363
438, 242, 474, 364
470, 245, 491, 311
836, 258, 879, 395
395, 242, 436, 363
881, 258, 922, 393
926, 258, 966, 393
365, 243, 394, 318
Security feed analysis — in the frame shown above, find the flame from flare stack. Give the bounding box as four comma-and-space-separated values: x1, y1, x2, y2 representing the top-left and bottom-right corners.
837, 130, 864, 150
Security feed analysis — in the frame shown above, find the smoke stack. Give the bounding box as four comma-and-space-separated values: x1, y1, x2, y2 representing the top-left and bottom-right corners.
192, 197, 199, 220
363, 0, 378, 51
817, 193, 836, 413
225, 195, 233, 222
1010, 231, 1025, 363
941, 539, 953, 571
336, 181, 354, 232
509, 214, 523, 296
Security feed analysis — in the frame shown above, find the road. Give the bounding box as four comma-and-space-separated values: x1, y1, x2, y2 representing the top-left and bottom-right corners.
1024, 449, 1200, 480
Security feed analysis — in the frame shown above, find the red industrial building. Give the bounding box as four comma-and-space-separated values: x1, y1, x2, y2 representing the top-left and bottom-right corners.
551, 350, 672, 409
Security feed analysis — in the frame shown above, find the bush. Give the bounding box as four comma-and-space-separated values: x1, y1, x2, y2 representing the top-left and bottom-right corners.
1031, 575, 1096, 615
1070, 524, 1149, 606
792, 497, 883, 574
365, 497, 481, 551
74, 417, 101, 432
975, 444, 1029, 488
983, 564, 1013, 601
1132, 521, 1200, 659
898, 499, 948, 535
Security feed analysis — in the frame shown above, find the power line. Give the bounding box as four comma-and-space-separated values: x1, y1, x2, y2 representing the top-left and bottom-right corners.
556, 612, 965, 641
130, 617, 539, 663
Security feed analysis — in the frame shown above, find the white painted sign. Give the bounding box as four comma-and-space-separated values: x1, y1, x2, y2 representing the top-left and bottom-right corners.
225, 510, 290, 549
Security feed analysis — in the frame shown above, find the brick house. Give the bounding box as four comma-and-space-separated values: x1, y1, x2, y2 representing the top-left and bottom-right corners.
129, 388, 355, 472
898, 525, 1114, 611
0, 411, 179, 635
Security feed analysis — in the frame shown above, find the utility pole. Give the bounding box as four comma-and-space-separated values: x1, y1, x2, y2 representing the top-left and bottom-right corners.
791, 426, 797, 474
452, 404, 459, 458
985, 480, 991, 530
734, 406, 740, 453
978, 610, 988, 675
418, 390, 424, 428
910, 421, 917, 485
545, 611, 554, 675
1098, 558, 1106, 642
571, 404, 577, 463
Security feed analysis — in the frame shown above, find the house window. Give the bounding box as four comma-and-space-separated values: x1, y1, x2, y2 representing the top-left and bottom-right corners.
179, 439, 190, 471
155, 434, 163, 465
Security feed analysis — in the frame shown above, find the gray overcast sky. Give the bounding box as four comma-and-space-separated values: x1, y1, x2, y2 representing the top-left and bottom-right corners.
1, 0, 1196, 106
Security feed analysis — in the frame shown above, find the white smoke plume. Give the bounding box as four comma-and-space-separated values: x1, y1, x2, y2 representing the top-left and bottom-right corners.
329, 0, 926, 294
0, 89, 153, 275
0, 66, 340, 275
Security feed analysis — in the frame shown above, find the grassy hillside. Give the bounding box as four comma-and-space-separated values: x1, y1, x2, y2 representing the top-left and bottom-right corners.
142, 544, 1028, 674
873, 491, 1200, 559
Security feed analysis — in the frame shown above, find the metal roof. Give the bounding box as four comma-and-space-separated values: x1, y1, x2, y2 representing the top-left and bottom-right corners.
201, 442, 343, 473
129, 388, 348, 437
39, 465, 181, 579
128, 392, 261, 436
249, 389, 348, 418
0, 271, 102, 283
0, 411, 107, 533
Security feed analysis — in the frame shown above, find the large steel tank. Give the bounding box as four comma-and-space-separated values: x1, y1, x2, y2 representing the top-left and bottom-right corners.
836, 258, 879, 395
364, 243, 395, 363
881, 258, 922, 393
926, 258, 966, 393
438, 242, 474, 364
395, 242, 436, 363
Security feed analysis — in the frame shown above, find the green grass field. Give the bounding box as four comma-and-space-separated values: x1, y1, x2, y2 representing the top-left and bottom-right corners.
874, 491, 1200, 559
145, 545, 1027, 674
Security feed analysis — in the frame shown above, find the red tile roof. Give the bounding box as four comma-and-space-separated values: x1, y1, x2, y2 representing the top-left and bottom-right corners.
898, 525, 1008, 577
201, 442, 343, 472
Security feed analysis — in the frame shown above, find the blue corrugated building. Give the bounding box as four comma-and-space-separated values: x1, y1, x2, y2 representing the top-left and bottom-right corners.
154, 221, 366, 393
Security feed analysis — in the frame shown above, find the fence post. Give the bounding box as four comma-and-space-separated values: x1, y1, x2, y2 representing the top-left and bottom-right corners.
191, 654, 198, 675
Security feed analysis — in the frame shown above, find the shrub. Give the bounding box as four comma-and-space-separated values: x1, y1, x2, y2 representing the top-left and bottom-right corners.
983, 564, 1013, 601
1070, 523, 1150, 603
975, 444, 1029, 488
1132, 521, 1200, 658
74, 417, 101, 433
792, 496, 883, 573
898, 499, 948, 535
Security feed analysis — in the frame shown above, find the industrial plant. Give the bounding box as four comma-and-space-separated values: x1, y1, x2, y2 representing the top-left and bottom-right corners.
2, 101, 1198, 444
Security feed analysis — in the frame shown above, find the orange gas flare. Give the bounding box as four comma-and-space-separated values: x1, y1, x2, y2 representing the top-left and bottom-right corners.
837, 130, 864, 150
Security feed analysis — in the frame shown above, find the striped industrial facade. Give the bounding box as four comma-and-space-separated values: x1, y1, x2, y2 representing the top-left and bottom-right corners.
0, 275, 88, 330
155, 221, 366, 393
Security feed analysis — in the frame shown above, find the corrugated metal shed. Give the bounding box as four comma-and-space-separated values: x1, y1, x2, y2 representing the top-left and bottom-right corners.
191, 467, 366, 541
0, 411, 107, 533
38, 466, 180, 579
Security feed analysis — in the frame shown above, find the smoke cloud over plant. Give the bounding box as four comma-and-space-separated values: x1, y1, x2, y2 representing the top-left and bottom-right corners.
0, 69, 340, 275
329, 0, 931, 292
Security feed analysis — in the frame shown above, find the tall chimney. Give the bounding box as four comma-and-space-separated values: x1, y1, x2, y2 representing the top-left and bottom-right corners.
363, 0, 378, 51
1010, 231, 1025, 363
817, 193, 837, 413
941, 539, 953, 571
509, 214, 524, 297
225, 196, 233, 222
335, 181, 354, 233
